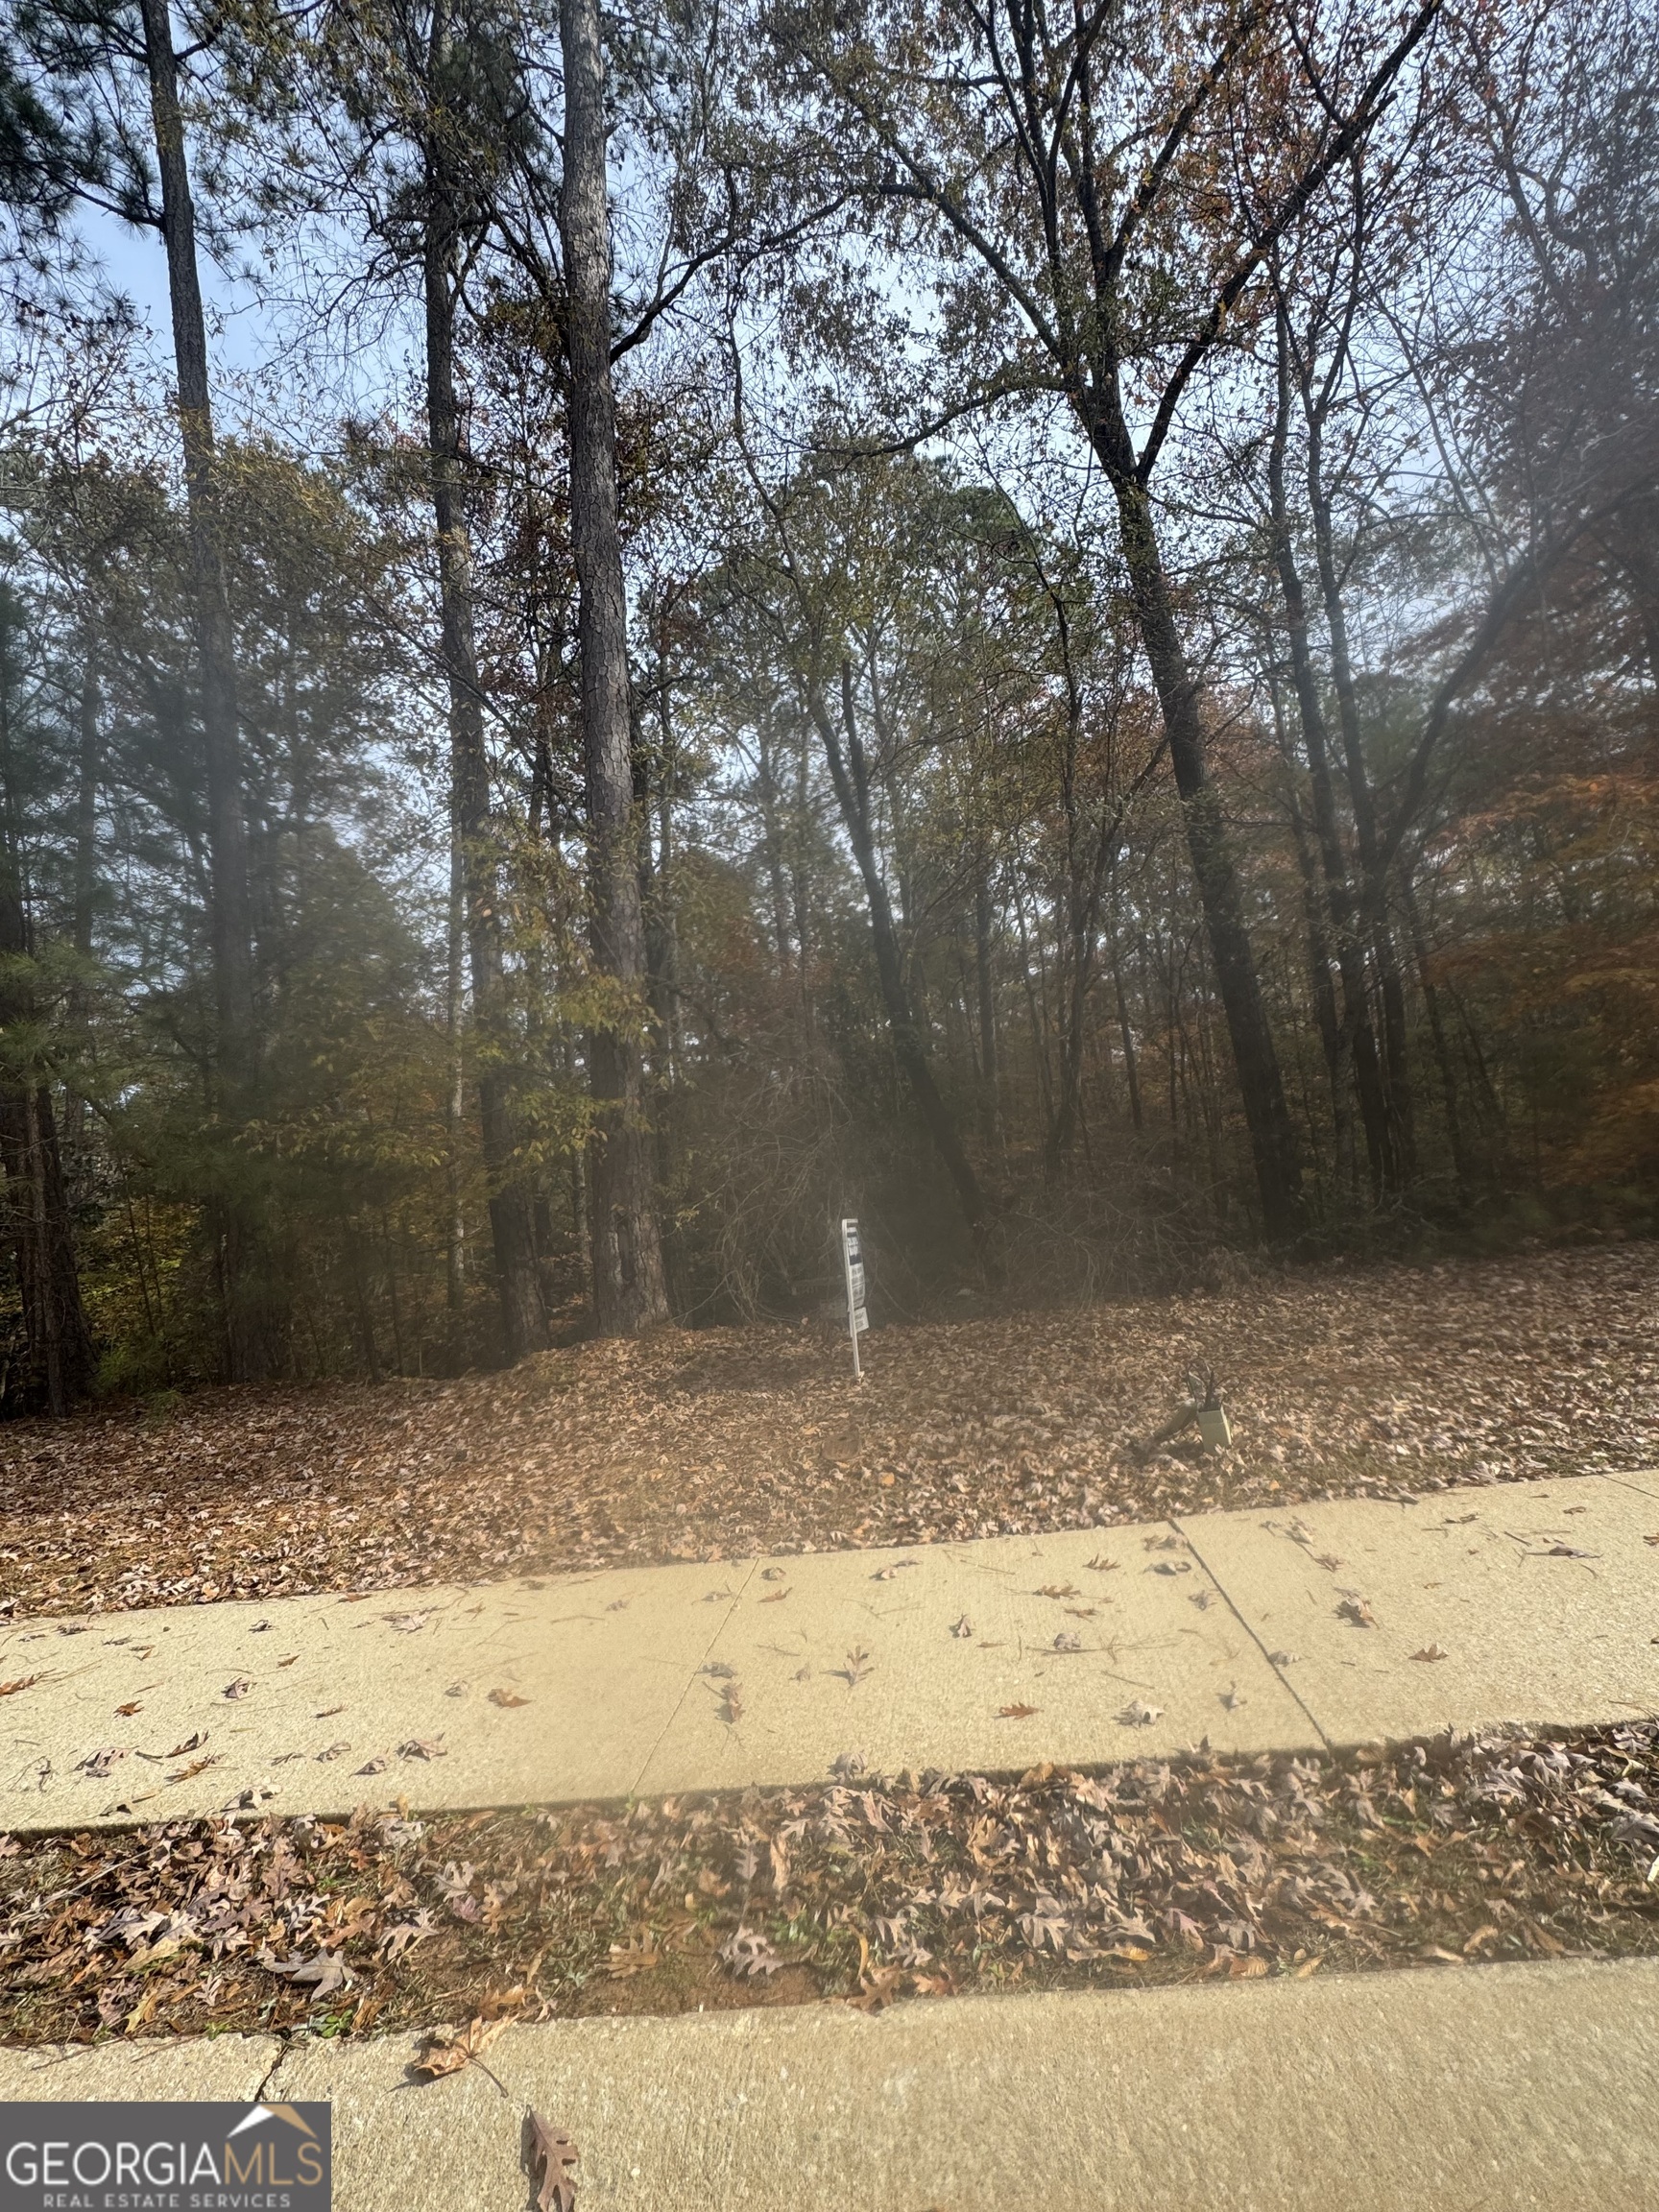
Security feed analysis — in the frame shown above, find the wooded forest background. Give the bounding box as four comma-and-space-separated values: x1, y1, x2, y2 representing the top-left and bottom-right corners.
0, 0, 1653, 1411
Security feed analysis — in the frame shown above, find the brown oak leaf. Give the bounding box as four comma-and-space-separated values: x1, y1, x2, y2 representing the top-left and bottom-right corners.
528, 2114, 579, 2212
411, 2013, 506, 2080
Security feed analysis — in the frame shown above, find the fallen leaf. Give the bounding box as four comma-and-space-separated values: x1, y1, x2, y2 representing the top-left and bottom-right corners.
398, 1738, 447, 1761
1189, 1589, 1216, 1611
606, 1933, 662, 1978
1051, 1631, 1083, 1653
527, 2114, 579, 2212
717, 1682, 745, 1725
834, 1647, 874, 1688
997, 1703, 1039, 1719
950, 1615, 973, 1638
355, 1756, 389, 1776
489, 1689, 531, 1708
315, 1706, 345, 1719
167, 1754, 221, 1783
0, 1676, 40, 1697
445, 1681, 469, 1697
1147, 1560, 1191, 1576
258, 1947, 349, 2001
1036, 1583, 1080, 1599
1085, 1556, 1119, 1573
1410, 1645, 1451, 1662
870, 1561, 918, 1581
379, 1911, 437, 1960
223, 1678, 252, 1700
383, 1612, 430, 1633
276, 1654, 299, 1668
606, 1599, 630, 1612
1294, 1955, 1323, 1979
1336, 1597, 1377, 1628
1117, 1700, 1163, 1727
1268, 1650, 1300, 1667
760, 1566, 787, 1581
411, 2013, 506, 2080
1509, 1534, 1600, 1559
759, 1589, 790, 1604
718, 1926, 783, 1978
1218, 1684, 1246, 1711
114, 1701, 142, 1717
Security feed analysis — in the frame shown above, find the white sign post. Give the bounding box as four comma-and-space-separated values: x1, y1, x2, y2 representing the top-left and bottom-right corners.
839, 1217, 869, 1381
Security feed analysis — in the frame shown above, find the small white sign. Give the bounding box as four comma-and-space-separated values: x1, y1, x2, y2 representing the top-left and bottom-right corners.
839, 1217, 868, 1378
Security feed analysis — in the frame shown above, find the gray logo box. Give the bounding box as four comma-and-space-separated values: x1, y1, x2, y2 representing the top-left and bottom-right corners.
0, 2100, 330, 2208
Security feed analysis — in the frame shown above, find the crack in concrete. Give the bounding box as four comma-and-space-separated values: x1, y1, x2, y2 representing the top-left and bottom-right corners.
1171, 1514, 1334, 1752
628, 1557, 762, 1796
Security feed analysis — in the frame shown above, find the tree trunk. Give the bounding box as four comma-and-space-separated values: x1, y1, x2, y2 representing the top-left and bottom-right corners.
810, 663, 992, 1252
974, 871, 1002, 1154
1287, 795, 1352, 1195
1110, 941, 1143, 1135
1267, 323, 1394, 1197
1403, 875, 1472, 1197
421, 22, 547, 1363
137, 0, 252, 1060
559, 0, 669, 1334
0, 629, 92, 1415
139, 0, 284, 1379
1304, 406, 1416, 1185
1110, 469, 1305, 1238
1044, 610, 1110, 1178
645, 625, 683, 1071
61, 644, 101, 1181
445, 822, 467, 1327
72, 649, 98, 962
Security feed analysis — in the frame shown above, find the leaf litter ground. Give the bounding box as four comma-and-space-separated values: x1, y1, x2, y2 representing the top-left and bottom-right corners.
1, 1243, 1655, 2059
2, 1721, 1658, 2047
0, 1247, 1652, 1619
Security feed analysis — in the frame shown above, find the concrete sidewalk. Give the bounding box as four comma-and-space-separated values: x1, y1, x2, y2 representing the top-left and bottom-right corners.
4, 1959, 1658, 2208
3, 1472, 1657, 1830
